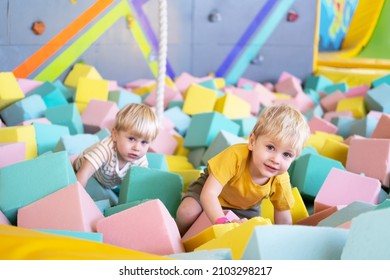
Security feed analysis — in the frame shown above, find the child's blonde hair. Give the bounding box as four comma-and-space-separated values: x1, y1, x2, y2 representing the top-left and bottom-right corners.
251, 104, 310, 155
114, 103, 159, 141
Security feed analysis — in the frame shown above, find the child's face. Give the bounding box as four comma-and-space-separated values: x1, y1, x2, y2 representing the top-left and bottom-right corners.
112, 128, 151, 166
248, 133, 297, 185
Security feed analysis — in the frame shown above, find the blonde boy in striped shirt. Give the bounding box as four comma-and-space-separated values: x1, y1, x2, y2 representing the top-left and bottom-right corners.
73, 103, 159, 189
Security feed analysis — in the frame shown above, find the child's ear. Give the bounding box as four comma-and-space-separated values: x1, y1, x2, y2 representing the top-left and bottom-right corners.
248, 133, 255, 151
111, 128, 118, 141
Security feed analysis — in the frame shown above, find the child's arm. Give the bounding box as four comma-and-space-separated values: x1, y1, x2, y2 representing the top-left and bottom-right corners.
274, 209, 292, 225
75, 159, 96, 188
200, 173, 226, 224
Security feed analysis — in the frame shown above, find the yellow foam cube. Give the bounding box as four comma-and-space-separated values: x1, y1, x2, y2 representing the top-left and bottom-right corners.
260, 187, 308, 224
195, 217, 271, 260
166, 155, 194, 171
182, 84, 218, 115
0, 125, 37, 159
74, 101, 88, 114
305, 131, 343, 152
214, 93, 251, 119
0, 225, 170, 260
183, 223, 239, 252
0, 72, 25, 110
173, 134, 189, 156
64, 63, 103, 88
74, 77, 109, 105
336, 96, 366, 118
320, 138, 349, 166
214, 78, 226, 89
172, 169, 202, 193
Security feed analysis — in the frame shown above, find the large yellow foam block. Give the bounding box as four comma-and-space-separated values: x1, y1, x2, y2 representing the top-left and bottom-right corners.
75, 77, 109, 105
63, 63, 103, 88
0, 225, 170, 260
182, 84, 218, 115
183, 223, 239, 252
320, 138, 349, 166
194, 217, 271, 260
0, 125, 37, 159
214, 93, 251, 119
336, 96, 366, 118
305, 131, 344, 153
260, 187, 309, 224
0, 72, 25, 110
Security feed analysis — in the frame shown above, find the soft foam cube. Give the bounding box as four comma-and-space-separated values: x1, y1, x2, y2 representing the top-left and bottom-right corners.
242, 225, 348, 260
371, 113, 390, 139
81, 99, 118, 134
33, 122, 70, 155
0, 94, 47, 126
148, 127, 178, 155
346, 138, 390, 187
214, 93, 251, 119
108, 90, 141, 109
27, 81, 68, 108
96, 199, 184, 255
319, 138, 349, 166
0, 151, 77, 224
54, 133, 100, 155
45, 103, 84, 135
314, 168, 382, 213
349, 115, 378, 138
18, 182, 104, 232
341, 208, 390, 259
163, 106, 191, 136
365, 83, 390, 113
296, 206, 344, 226
0, 125, 37, 159
182, 84, 218, 115
119, 166, 183, 218
64, 63, 103, 88
0, 72, 25, 110
75, 77, 109, 106
184, 112, 240, 148
0, 142, 26, 168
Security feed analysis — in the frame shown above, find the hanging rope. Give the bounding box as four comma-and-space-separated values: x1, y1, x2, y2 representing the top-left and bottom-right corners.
155, 0, 168, 126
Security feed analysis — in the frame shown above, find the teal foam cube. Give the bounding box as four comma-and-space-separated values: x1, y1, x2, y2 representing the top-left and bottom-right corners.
304, 74, 333, 92
164, 106, 191, 136
45, 103, 84, 135
146, 152, 169, 171
28, 81, 68, 108
330, 116, 355, 138
242, 225, 348, 260
365, 83, 390, 113
54, 133, 99, 155
0, 151, 77, 224
349, 116, 379, 138
290, 153, 345, 200
323, 82, 348, 95
184, 112, 240, 148
33, 122, 70, 155
233, 117, 257, 137
0, 94, 46, 126
53, 80, 74, 102
341, 207, 390, 259
108, 90, 141, 109
119, 166, 183, 218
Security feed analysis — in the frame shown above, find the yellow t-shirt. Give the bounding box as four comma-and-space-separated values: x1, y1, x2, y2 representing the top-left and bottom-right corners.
208, 143, 294, 211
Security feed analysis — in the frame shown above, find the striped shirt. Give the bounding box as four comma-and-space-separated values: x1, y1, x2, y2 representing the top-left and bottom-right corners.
73, 136, 148, 188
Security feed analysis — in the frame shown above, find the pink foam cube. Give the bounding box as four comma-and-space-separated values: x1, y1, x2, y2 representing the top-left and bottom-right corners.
17, 78, 42, 94
308, 116, 338, 134
323, 111, 353, 122
237, 77, 258, 89
371, 113, 390, 139
182, 210, 239, 241
346, 138, 390, 187
81, 99, 119, 134
277, 71, 302, 84
344, 84, 369, 98
254, 83, 276, 107
320, 90, 346, 112
275, 76, 303, 97
18, 182, 104, 232
96, 199, 184, 255
144, 86, 182, 109
149, 127, 178, 155
0, 142, 26, 168
174, 72, 200, 94
314, 168, 382, 213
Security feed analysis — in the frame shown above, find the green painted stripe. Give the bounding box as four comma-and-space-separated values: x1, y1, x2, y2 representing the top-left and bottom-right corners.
35, 0, 157, 82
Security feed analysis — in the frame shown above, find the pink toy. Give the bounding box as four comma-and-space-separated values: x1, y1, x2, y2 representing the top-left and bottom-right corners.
370, 113, 390, 139
0, 142, 26, 168
18, 182, 104, 232
308, 115, 338, 134
96, 199, 184, 255
320, 90, 346, 112
314, 168, 382, 213
81, 99, 119, 134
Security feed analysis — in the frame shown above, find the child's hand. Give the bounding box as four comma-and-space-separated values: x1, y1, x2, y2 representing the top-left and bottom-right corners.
230, 218, 248, 224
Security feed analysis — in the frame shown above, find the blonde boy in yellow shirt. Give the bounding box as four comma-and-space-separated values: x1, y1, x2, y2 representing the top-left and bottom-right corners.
175, 104, 311, 236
